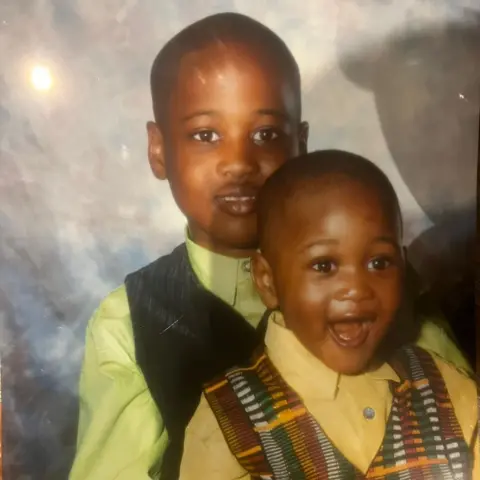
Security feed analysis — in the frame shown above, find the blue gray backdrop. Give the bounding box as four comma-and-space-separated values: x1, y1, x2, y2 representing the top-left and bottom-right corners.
1, 1, 479, 478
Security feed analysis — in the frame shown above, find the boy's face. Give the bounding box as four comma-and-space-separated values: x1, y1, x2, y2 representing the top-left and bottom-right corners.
253, 177, 404, 375
147, 41, 308, 256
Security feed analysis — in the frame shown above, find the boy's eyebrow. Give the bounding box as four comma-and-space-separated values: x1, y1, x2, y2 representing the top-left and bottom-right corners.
181, 108, 290, 122
300, 239, 339, 251
299, 236, 400, 252
255, 108, 289, 120
372, 236, 401, 250
182, 110, 218, 122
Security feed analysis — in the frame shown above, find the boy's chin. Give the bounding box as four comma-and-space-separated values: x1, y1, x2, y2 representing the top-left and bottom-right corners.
214, 222, 259, 251
324, 352, 377, 376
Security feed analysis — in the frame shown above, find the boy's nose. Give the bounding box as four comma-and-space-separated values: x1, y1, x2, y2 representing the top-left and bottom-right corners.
333, 271, 375, 303
217, 144, 259, 178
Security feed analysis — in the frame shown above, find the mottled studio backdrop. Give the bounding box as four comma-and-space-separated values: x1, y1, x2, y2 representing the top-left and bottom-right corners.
1, 1, 479, 479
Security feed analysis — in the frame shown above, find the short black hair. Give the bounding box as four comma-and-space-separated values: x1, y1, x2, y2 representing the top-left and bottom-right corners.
257, 149, 402, 251
150, 12, 301, 129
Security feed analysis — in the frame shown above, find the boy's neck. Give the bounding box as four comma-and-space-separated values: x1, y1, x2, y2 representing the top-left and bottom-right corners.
187, 229, 258, 259
198, 241, 257, 259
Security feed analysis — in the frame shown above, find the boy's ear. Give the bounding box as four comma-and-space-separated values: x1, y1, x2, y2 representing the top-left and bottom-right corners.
298, 121, 309, 155
147, 121, 167, 180
251, 251, 279, 310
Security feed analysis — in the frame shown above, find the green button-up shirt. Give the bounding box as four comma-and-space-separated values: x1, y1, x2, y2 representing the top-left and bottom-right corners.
69, 236, 265, 480
69, 236, 470, 480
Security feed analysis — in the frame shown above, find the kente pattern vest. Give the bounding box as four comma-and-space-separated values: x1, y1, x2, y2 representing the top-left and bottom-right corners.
205, 345, 474, 479
125, 244, 267, 479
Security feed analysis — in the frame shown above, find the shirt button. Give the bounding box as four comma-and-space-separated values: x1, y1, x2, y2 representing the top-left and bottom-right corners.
242, 260, 251, 273
363, 407, 375, 420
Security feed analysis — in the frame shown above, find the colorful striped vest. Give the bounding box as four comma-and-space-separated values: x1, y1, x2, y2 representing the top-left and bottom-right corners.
204, 345, 474, 479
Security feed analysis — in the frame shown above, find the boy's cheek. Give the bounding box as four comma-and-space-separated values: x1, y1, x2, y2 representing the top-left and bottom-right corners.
260, 146, 294, 171
382, 285, 403, 315
300, 283, 331, 307
169, 161, 215, 190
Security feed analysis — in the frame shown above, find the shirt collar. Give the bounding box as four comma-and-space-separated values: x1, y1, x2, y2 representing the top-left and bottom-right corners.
184, 228, 252, 306
264, 311, 399, 400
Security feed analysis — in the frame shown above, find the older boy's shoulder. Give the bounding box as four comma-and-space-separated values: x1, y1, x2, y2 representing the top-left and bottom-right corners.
84, 285, 138, 366
126, 243, 188, 280
94, 285, 130, 318
88, 243, 186, 328
86, 286, 132, 348
423, 348, 474, 381
87, 244, 188, 342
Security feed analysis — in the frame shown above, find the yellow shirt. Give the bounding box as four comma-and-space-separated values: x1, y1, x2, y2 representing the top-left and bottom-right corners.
179, 312, 479, 480
70, 234, 471, 480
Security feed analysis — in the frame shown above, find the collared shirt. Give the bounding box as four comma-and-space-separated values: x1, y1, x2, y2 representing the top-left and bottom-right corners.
70, 233, 471, 480
186, 235, 265, 326
69, 234, 264, 480
179, 312, 479, 480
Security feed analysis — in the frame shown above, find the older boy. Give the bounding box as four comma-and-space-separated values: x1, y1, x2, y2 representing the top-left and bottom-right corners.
70, 12, 307, 480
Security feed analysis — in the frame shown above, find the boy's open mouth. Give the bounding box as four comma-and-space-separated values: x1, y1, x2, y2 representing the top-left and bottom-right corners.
216, 187, 258, 216
327, 319, 374, 348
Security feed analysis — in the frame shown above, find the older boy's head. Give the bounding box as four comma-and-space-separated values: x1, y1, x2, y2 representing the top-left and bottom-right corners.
146, 13, 308, 257
150, 13, 302, 129
252, 150, 405, 375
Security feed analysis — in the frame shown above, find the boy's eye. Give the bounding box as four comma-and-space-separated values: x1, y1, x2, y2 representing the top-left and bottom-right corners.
312, 260, 336, 274
367, 256, 393, 271
192, 130, 220, 143
252, 128, 279, 145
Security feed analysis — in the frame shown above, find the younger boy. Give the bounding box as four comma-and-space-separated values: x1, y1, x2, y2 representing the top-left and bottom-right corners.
180, 150, 478, 479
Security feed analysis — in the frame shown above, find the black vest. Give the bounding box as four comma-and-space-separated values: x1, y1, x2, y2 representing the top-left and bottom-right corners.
125, 244, 266, 479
